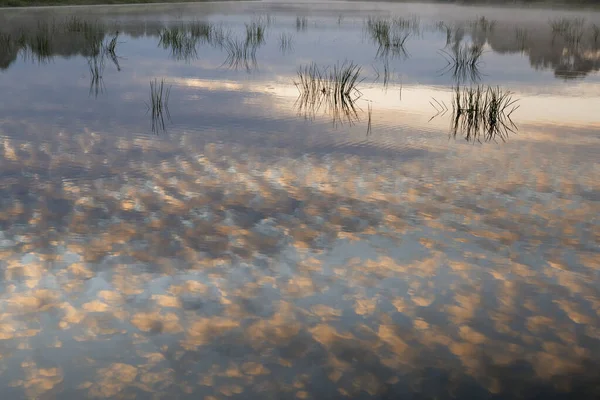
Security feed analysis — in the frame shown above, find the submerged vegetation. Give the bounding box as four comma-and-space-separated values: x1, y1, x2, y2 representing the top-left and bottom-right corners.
432, 85, 520, 142
146, 78, 172, 134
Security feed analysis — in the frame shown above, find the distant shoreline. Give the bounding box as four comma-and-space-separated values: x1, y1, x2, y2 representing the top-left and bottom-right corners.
0, 0, 241, 8
0, 0, 598, 9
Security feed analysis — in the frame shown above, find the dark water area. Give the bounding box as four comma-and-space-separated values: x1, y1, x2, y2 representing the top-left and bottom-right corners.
0, 1, 599, 399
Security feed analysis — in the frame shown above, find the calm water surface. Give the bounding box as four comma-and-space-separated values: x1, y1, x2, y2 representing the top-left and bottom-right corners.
0, 1, 599, 399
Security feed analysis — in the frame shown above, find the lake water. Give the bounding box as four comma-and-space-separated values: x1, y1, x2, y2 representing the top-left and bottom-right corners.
0, 1, 599, 399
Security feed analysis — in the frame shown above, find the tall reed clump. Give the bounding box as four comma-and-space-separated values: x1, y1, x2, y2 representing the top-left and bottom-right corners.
439, 43, 483, 83
447, 85, 519, 142
294, 62, 363, 126
146, 78, 172, 134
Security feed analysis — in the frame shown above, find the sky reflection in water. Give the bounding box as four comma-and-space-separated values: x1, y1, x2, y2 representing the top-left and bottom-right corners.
0, 2, 599, 399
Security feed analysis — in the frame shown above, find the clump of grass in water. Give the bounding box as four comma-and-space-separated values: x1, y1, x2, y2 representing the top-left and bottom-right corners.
515, 28, 528, 52
393, 15, 420, 34
24, 28, 53, 64
65, 16, 85, 32
146, 78, 172, 134
189, 21, 213, 41
549, 17, 578, 35
64, 16, 106, 46
222, 37, 258, 71
591, 24, 599, 44
0, 32, 15, 54
296, 62, 363, 100
73, 18, 106, 43
294, 61, 363, 126
104, 31, 121, 71
88, 54, 105, 97
87, 34, 109, 97
181, 21, 226, 46
85, 31, 122, 97
366, 102, 373, 136
470, 16, 496, 34
279, 32, 293, 53
105, 32, 118, 54
245, 20, 266, 46
263, 14, 275, 27
366, 17, 390, 40
436, 22, 453, 47
549, 17, 586, 46
296, 16, 308, 31
209, 24, 229, 47
432, 85, 520, 143
366, 16, 410, 59
439, 43, 483, 83
159, 25, 198, 61
87, 34, 103, 57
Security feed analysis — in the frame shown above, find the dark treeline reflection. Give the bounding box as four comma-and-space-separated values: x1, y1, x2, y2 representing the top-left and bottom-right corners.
462, 16, 600, 79
1, 14, 600, 79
